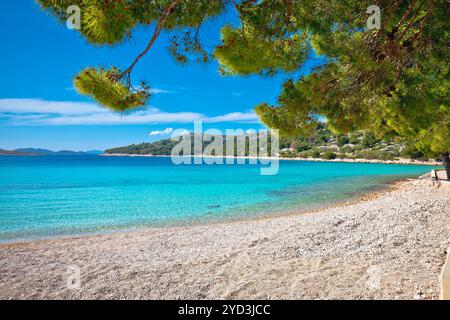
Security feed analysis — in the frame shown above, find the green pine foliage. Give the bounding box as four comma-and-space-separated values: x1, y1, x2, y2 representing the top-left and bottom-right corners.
39, 0, 449, 171
74, 67, 149, 112
215, 26, 309, 76
39, 0, 135, 44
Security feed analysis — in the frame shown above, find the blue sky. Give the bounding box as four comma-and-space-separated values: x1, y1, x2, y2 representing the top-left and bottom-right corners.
0, 1, 325, 151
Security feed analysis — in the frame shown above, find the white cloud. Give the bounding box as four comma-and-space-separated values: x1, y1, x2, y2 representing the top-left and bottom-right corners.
205, 112, 258, 123
0, 98, 105, 115
149, 88, 174, 94
150, 128, 173, 136
0, 99, 259, 126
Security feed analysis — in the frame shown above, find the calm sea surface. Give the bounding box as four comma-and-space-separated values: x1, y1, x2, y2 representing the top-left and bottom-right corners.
0, 155, 436, 242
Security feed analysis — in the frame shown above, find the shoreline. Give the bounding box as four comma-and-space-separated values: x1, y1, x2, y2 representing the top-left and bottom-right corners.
1, 176, 449, 299
0, 175, 405, 247
1, 153, 441, 166
102, 153, 442, 166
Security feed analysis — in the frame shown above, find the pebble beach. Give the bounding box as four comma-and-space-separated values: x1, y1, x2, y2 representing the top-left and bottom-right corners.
0, 177, 449, 300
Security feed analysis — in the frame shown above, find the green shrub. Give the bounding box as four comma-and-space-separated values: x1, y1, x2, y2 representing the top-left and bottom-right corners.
337, 136, 350, 147
340, 145, 355, 153
322, 151, 337, 160
362, 132, 379, 149
310, 150, 321, 158
296, 142, 311, 152
349, 133, 362, 144
281, 150, 298, 158
403, 144, 429, 160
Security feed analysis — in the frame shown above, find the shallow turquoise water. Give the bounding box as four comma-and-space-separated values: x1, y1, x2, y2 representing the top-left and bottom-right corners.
0, 156, 437, 242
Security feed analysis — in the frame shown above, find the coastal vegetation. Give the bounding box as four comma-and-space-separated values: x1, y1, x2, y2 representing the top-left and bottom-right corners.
105, 124, 437, 162
38, 0, 449, 176
106, 133, 276, 157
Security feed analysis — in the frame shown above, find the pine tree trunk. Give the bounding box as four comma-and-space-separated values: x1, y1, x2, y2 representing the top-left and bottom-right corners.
442, 152, 450, 180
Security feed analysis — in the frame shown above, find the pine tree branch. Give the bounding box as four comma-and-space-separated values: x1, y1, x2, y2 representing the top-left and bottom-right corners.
117, 0, 182, 79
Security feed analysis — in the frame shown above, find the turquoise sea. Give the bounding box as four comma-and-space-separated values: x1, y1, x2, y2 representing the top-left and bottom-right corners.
0, 155, 437, 242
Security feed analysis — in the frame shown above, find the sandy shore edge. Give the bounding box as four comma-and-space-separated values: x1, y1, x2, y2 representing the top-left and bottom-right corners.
0, 176, 413, 248
102, 153, 442, 166
0, 176, 449, 299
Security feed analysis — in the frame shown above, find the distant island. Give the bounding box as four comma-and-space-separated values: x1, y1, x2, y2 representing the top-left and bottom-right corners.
0, 149, 36, 156
0, 148, 103, 156
105, 125, 440, 163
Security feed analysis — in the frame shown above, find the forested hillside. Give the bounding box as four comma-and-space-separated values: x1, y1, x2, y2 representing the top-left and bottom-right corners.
106, 125, 435, 161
